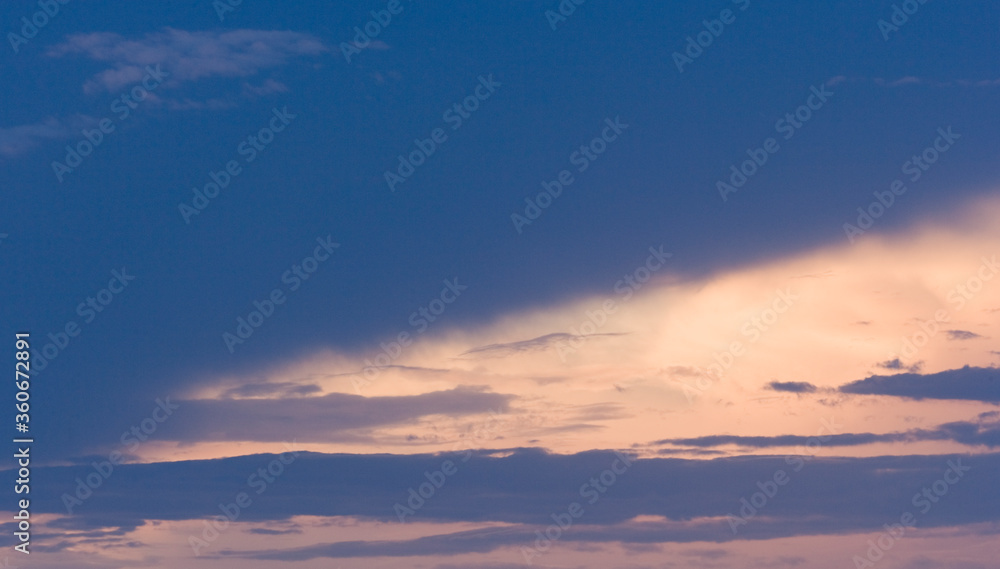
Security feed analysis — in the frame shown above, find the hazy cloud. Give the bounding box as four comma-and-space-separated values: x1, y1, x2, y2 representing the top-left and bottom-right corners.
48, 28, 327, 93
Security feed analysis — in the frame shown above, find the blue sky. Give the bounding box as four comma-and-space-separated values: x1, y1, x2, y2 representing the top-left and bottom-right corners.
2, 1, 999, 568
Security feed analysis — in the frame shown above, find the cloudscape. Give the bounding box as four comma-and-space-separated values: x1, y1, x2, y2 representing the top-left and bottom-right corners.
2, 1, 999, 568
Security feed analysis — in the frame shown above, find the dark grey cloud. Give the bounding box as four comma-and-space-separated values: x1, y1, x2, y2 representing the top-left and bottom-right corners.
220, 381, 322, 398
149, 386, 513, 444
223, 491, 998, 561
657, 448, 727, 456
322, 364, 454, 379
839, 366, 1000, 403
654, 413, 1000, 449
16, 449, 998, 555
947, 330, 984, 341
658, 432, 904, 448
877, 358, 923, 373
766, 381, 817, 393
459, 333, 626, 359
246, 527, 302, 535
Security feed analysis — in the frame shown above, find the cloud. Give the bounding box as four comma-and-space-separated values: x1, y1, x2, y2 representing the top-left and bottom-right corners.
654, 414, 1000, 449
839, 366, 1000, 403
151, 386, 514, 443
47, 28, 327, 93
877, 358, 923, 373
874, 76, 924, 87
657, 432, 898, 448
0, 116, 94, 157
458, 332, 626, 359
765, 381, 817, 393
246, 527, 302, 535
832, 76, 1000, 88
220, 381, 322, 399
22, 450, 998, 544
242, 78, 290, 97
947, 330, 984, 341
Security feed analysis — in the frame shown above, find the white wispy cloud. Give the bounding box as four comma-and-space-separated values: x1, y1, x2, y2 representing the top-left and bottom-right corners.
47, 28, 328, 93
0, 115, 95, 157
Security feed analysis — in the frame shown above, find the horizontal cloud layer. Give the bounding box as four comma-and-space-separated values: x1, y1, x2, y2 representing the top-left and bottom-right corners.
839, 366, 1000, 403
20, 449, 996, 545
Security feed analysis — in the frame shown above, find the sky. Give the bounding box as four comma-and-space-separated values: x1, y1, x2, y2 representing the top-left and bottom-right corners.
1, 0, 999, 568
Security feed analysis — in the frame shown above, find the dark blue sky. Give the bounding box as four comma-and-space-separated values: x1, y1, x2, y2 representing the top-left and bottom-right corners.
1, 3, 1000, 567
4, 0, 1000, 457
